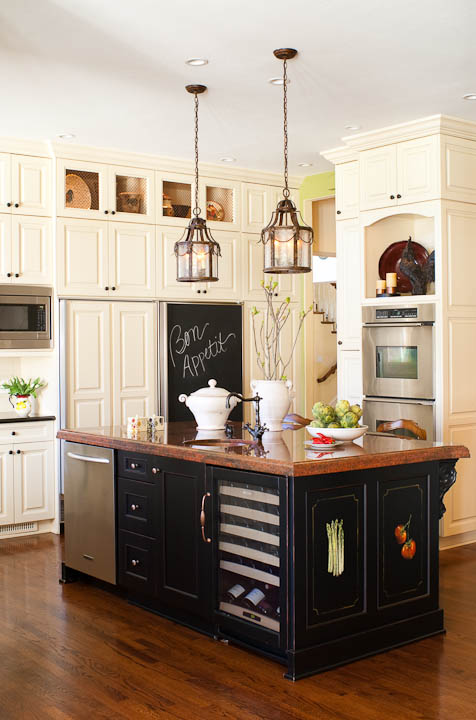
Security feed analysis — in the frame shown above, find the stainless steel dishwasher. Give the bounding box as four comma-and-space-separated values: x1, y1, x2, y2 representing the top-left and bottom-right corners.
63, 441, 116, 584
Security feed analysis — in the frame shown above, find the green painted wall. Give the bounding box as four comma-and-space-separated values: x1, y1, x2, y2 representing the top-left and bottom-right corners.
299, 171, 335, 210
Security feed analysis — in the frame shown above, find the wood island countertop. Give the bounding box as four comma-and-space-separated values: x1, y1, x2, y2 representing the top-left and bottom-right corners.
57, 422, 470, 477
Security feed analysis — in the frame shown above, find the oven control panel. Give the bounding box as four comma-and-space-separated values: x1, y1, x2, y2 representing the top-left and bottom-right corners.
375, 308, 418, 320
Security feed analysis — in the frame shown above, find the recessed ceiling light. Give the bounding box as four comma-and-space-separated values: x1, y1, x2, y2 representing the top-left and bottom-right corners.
220, 156, 236, 163
298, 162, 313, 167
463, 93, 476, 101
268, 77, 291, 86
344, 124, 361, 131
185, 58, 208, 67
57, 133, 75, 140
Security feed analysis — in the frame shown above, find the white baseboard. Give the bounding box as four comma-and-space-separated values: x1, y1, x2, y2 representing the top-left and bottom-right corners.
439, 529, 476, 550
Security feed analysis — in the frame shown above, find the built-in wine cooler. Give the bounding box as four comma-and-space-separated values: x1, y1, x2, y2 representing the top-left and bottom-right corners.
216, 470, 285, 645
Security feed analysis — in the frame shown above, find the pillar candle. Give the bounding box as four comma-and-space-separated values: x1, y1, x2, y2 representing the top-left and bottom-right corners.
386, 272, 397, 288
376, 280, 386, 291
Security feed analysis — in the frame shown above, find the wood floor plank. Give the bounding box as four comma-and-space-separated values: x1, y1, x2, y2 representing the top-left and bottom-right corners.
1, 534, 476, 720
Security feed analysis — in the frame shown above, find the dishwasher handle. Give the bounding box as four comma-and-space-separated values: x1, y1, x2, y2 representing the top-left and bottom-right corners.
66, 452, 110, 464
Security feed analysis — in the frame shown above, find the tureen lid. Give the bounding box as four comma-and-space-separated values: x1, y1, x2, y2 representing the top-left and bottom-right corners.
188, 379, 230, 398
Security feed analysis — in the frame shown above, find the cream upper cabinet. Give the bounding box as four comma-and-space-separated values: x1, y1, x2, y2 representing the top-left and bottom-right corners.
108, 165, 156, 223
335, 162, 359, 219
359, 145, 397, 211
65, 300, 112, 428
0, 154, 50, 216
0, 448, 14, 525
244, 233, 298, 302
0, 215, 52, 285
111, 302, 157, 424
58, 219, 155, 298
442, 136, 476, 204
396, 136, 439, 204
202, 231, 241, 300
360, 137, 439, 210
0, 153, 12, 212
337, 350, 363, 407
336, 220, 362, 350
242, 183, 276, 233
157, 171, 195, 228
11, 156, 51, 216
109, 223, 156, 298
199, 176, 241, 231
57, 219, 109, 297
12, 216, 52, 284
157, 226, 195, 298
13, 441, 54, 523
57, 159, 109, 219
0, 215, 12, 282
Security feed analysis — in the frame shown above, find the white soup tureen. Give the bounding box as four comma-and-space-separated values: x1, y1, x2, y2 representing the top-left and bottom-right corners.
179, 379, 240, 430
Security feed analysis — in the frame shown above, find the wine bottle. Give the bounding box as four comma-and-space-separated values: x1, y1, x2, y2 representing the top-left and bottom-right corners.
242, 587, 265, 608
224, 583, 247, 602
257, 598, 277, 617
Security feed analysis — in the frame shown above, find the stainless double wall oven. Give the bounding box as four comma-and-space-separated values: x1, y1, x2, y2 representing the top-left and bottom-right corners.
362, 304, 435, 440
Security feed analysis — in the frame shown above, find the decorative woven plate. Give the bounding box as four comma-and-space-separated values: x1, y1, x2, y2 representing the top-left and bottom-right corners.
206, 200, 225, 221
65, 174, 92, 209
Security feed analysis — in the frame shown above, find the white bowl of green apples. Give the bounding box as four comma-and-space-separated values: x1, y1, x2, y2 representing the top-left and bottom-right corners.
306, 400, 368, 442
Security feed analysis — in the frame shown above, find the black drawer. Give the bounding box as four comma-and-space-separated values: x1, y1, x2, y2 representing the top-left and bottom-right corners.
117, 450, 161, 481
118, 476, 159, 538
118, 530, 157, 597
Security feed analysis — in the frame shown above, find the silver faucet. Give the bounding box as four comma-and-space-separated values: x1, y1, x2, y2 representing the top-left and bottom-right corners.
225, 392, 268, 441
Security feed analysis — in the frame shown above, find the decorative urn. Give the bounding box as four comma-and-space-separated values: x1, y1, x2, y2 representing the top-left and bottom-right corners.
179, 379, 241, 430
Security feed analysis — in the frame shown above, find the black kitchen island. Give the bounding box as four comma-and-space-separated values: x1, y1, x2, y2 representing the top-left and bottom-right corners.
57, 422, 469, 680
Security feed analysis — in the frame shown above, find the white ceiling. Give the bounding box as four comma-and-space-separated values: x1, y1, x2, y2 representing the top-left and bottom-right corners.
1, 0, 476, 176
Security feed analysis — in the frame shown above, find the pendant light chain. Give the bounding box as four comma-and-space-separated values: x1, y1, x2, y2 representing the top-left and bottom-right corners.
282, 58, 290, 199
193, 92, 201, 217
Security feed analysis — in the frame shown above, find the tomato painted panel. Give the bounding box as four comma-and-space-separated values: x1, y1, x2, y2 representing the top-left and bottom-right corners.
378, 474, 429, 607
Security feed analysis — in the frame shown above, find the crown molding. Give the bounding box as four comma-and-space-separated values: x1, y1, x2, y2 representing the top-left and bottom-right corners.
49, 141, 301, 189
321, 114, 476, 163
0, 136, 51, 157
320, 146, 359, 164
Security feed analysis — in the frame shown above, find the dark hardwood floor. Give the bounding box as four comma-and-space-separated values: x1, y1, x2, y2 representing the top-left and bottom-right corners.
1, 534, 476, 720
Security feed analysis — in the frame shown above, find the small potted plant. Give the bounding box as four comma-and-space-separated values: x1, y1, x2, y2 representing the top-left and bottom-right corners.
1, 376, 45, 417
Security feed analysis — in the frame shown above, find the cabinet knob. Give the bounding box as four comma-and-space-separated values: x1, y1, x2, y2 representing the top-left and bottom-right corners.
131, 559, 140, 567
338, 340, 343, 345
16, 449, 20, 454
390, 195, 395, 200
130, 462, 137, 469
397, 193, 402, 199
197, 289, 201, 294
6, 273, 11, 278
274, 292, 278, 297
8, 450, 13, 455
11, 431, 15, 436
203, 289, 207, 294
336, 210, 342, 215
152, 467, 159, 474
130, 504, 140, 511
111, 210, 116, 215
6, 202, 11, 207
14, 273, 19, 278
14, 203, 19, 208
104, 210, 109, 214
111, 286, 116, 291
105, 286, 109, 291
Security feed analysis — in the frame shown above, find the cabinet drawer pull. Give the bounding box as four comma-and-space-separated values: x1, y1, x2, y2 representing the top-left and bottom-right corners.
152, 467, 159, 474
390, 194, 395, 200
11, 431, 15, 436
8, 450, 13, 455
130, 462, 138, 469
336, 210, 341, 215
6, 202, 11, 207
16, 449, 21, 454
200, 492, 212, 544
130, 504, 140, 511
131, 559, 140, 567
14, 203, 19, 208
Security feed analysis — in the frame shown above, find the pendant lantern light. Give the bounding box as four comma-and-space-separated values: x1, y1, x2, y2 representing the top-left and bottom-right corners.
261, 49, 313, 274
174, 84, 221, 282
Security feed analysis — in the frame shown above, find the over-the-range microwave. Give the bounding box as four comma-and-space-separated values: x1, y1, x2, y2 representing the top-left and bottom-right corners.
0, 285, 53, 349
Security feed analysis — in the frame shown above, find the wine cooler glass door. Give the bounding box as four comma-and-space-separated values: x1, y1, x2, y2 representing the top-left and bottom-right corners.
217, 476, 282, 636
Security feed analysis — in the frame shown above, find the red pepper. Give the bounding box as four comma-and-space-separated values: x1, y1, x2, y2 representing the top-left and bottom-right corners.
313, 434, 335, 445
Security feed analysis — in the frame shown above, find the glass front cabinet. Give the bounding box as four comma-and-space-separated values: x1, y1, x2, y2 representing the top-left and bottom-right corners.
57, 159, 156, 223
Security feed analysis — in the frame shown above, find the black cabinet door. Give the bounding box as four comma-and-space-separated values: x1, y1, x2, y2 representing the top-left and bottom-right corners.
118, 530, 158, 597
155, 456, 212, 621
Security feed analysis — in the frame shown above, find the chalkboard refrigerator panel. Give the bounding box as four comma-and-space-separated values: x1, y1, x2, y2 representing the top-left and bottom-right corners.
159, 302, 243, 422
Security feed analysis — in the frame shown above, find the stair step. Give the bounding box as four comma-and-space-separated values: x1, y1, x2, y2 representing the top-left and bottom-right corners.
321, 320, 335, 325
331, 330, 337, 334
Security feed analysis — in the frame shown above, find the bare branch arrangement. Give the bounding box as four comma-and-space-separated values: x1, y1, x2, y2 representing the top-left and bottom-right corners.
251, 279, 312, 381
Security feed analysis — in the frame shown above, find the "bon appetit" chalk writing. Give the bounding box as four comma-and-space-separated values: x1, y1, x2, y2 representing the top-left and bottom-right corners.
169, 322, 237, 378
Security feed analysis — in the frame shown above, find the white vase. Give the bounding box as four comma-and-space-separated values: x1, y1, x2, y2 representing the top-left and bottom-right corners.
250, 379, 293, 432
